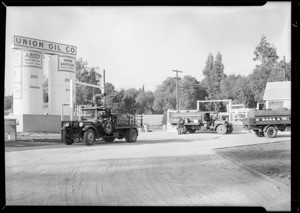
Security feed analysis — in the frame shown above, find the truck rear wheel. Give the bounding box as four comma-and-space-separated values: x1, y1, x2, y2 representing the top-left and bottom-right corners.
83, 129, 95, 146
62, 130, 74, 145
216, 125, 227, 135
125, 128, 138, 143
265, 126, 278, 138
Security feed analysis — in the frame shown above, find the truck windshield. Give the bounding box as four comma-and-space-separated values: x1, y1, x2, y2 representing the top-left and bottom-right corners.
82, 109, 96, 120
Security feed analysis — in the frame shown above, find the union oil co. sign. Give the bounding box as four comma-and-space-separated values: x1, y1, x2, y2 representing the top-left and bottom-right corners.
12, 35, 77, 56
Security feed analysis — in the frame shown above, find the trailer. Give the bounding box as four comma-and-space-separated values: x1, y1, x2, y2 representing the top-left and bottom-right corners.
242, 108, 291, 138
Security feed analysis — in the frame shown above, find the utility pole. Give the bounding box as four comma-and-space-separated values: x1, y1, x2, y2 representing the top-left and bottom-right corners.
172, 69, 183, 110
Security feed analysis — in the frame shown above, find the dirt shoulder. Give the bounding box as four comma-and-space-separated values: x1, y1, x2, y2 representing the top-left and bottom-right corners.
215, 141, 291, 186
5, 132, 62, 151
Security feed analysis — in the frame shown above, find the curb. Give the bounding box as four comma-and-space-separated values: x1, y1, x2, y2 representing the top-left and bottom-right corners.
214, 150, 291, 194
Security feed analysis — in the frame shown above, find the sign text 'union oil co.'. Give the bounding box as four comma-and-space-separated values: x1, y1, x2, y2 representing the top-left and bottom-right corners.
12, 35, 77, 56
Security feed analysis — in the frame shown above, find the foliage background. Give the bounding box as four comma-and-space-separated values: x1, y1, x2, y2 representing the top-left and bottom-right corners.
4, 36, 291, 116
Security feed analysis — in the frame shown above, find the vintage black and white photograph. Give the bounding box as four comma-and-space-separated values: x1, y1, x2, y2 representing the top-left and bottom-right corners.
3, 2, 293, 211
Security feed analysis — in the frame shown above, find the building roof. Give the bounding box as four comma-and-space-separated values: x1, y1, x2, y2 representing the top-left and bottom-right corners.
263, 81, 291, 100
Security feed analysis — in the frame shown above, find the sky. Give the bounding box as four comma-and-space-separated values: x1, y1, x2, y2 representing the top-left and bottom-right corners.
5, 2, 291, 95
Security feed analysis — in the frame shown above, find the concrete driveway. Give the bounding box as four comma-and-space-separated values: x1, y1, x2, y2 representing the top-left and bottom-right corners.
5, 131, 291, 210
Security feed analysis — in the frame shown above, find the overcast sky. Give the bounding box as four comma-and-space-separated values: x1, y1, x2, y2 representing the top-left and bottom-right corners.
5, 3, 291, 95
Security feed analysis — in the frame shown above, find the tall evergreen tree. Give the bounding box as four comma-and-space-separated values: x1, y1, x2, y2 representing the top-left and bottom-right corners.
250, 35, 279, 103
202, 52, 225, 103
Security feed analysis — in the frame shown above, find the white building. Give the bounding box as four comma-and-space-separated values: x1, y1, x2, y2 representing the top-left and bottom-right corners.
263, 81, 291, 109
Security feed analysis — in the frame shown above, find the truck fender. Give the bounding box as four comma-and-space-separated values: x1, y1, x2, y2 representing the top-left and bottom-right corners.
214, 124, 222, 131
82, 125, 99, 138
263, 125, 278, 132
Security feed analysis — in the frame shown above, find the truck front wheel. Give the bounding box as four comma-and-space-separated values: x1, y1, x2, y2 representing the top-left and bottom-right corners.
62, 130, 74, 145
181, 126, 187, 134
125, 128, 138, 143
83, 129, 96, 146
216, 125, 227, 135
265, 126, 278, 138
226, 125, 233, 134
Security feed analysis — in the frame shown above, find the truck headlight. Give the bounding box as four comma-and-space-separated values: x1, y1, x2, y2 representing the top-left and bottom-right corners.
65, 122, 70, 127
79, 122, 84, 127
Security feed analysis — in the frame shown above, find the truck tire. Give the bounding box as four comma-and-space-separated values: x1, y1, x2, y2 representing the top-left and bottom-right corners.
254, 130, 264, 137
189, 129, 196, 133
83, 129, 96, 146
265, 126, 278, 138
181, 126, 187, 134
216, 125, 227, 135
103, 120, 113, 135
125, 128, 138, 143
62, 130, 74, 145
103, 137, 115, 142
226, 125, 233, 134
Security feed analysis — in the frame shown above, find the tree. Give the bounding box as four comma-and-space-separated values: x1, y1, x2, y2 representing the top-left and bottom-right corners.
4, 95, 13, 111
202, 52, 225, 100
122, 88, 139, 114
43, 78, 48, 103
153, 77, 177, 113
75, 58, 102, 105
253, 35, 279, 66
250, 35, 279, 103
268, 59, 291, 82
232, 75, 256, 108
220, 74, 237, 100
107, 88, 141, 114
202, 53, 214, 98
179, 75, 206, 110
135, 91, 155, 114
103, 82, 116, 108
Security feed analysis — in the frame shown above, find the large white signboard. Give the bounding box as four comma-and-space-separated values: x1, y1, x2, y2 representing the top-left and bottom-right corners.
58, 56, 76, 72
22, 50, 42, 68
12, 35, 77, 56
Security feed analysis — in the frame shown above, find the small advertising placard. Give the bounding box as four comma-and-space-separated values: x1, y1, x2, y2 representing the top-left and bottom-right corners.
12, 83, 22, 99
22, 50, 42, 68
58, 56, 76, 73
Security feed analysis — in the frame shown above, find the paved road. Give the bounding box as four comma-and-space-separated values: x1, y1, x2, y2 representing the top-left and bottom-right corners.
5, 131, 291, 210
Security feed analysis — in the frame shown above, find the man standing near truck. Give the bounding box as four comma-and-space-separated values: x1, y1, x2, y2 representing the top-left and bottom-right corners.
177, 117, 184, 134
